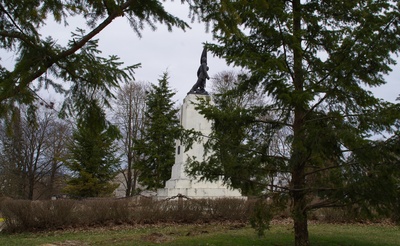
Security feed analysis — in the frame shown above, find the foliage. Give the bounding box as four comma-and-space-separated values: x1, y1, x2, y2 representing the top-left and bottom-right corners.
210, 71, 266, 109
187, 72, 277, 196
135, 72, 180, 189
250, 199, 273, 237
0, 0, 192, 115
189, 1, 400, 245
64, 99, 120, 197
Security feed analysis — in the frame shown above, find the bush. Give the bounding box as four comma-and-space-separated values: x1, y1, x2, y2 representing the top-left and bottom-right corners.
208, 198, 249, 222
131, 197, 164, 223
1, 199, 76, 232
0, 197, 254, 233
163, 198, 206, 223
310, 205, 391, 224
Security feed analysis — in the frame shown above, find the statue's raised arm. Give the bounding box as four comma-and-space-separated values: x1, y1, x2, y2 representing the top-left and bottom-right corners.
188, 47, 210, 95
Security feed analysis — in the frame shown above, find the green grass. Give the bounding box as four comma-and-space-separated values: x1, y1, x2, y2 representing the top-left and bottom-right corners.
0, 223, 399, 246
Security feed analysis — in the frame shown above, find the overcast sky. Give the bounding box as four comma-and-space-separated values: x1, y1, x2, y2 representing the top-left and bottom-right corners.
2, 1, 399, 104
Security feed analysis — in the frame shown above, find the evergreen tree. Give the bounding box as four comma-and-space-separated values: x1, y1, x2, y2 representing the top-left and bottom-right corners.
135, 72, 180, 189
190, 1, 400, 245
64, 100, 120, 197
0, 0, 191, 115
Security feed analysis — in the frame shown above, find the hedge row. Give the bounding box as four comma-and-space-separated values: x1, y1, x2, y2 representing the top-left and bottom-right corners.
1, 197, 393, 233
0, 197, 253, 232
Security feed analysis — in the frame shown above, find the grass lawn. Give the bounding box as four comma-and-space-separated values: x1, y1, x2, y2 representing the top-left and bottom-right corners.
0, 222, 399, 246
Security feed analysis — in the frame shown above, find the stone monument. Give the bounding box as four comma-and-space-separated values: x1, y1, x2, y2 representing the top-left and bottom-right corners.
157, 47, 243, 199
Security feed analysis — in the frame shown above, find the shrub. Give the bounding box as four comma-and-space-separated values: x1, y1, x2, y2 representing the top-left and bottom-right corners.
162, 199, 206, 223
131, 197, 164, 223
1, 200, 34, 232
34, 200, 77, 229
0, 197, 257, 233
208, 198, 249, 222
1, 199, 76, 232
249, 199, 273, 237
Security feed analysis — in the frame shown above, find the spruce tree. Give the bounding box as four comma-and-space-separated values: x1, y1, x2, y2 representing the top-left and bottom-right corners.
135, 72, 180, 189
190, 1, 400, 245
64, 100, 120, 197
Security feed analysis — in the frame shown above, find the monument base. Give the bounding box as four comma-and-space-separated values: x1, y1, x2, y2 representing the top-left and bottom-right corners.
157, 178, 243, 200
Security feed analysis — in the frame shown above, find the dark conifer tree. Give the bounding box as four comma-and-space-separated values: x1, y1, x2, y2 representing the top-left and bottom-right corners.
189, 1, 400, 245
135, 72, 180, 189
64, 100, 120, 197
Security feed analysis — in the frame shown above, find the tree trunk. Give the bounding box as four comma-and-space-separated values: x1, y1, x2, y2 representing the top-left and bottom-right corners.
293, 188, 309, 246
294, 213, 309, 246
126, 164, 132, 197
291, 0, 309, 244
48, 161, 57, 198
28, 174, 35, 200
125, 100, 133, 197
291, 141, 309, 245
132, 169, 139, 195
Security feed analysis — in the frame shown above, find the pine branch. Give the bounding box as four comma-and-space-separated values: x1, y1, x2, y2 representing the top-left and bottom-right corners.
0, 3, 33, 44
0, 0, 189, 104
252, 118, 293, 127
306, 198, 345, 211
0, 31, 36, 48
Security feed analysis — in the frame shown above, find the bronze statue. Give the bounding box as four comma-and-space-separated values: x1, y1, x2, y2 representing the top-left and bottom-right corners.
188, 47, 210, 95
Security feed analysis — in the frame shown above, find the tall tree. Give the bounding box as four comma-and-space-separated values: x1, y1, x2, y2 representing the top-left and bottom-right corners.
135, 72, 180, 189
64, 99, 120, 198
0, 0, 191, 114
189, 1, 400, 245
113, 81, 149, 196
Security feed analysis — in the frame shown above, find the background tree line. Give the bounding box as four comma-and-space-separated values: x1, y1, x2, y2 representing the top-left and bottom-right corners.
0, 72, 180, 199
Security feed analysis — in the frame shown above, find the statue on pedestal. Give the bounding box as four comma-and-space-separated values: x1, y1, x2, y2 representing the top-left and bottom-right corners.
188, 47, 210, 95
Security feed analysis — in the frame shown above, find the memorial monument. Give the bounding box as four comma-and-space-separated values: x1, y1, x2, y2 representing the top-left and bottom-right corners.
157, 47, 243, 199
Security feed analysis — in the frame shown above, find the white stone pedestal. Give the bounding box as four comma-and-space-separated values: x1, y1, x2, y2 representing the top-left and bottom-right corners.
157, 94, 243, 199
